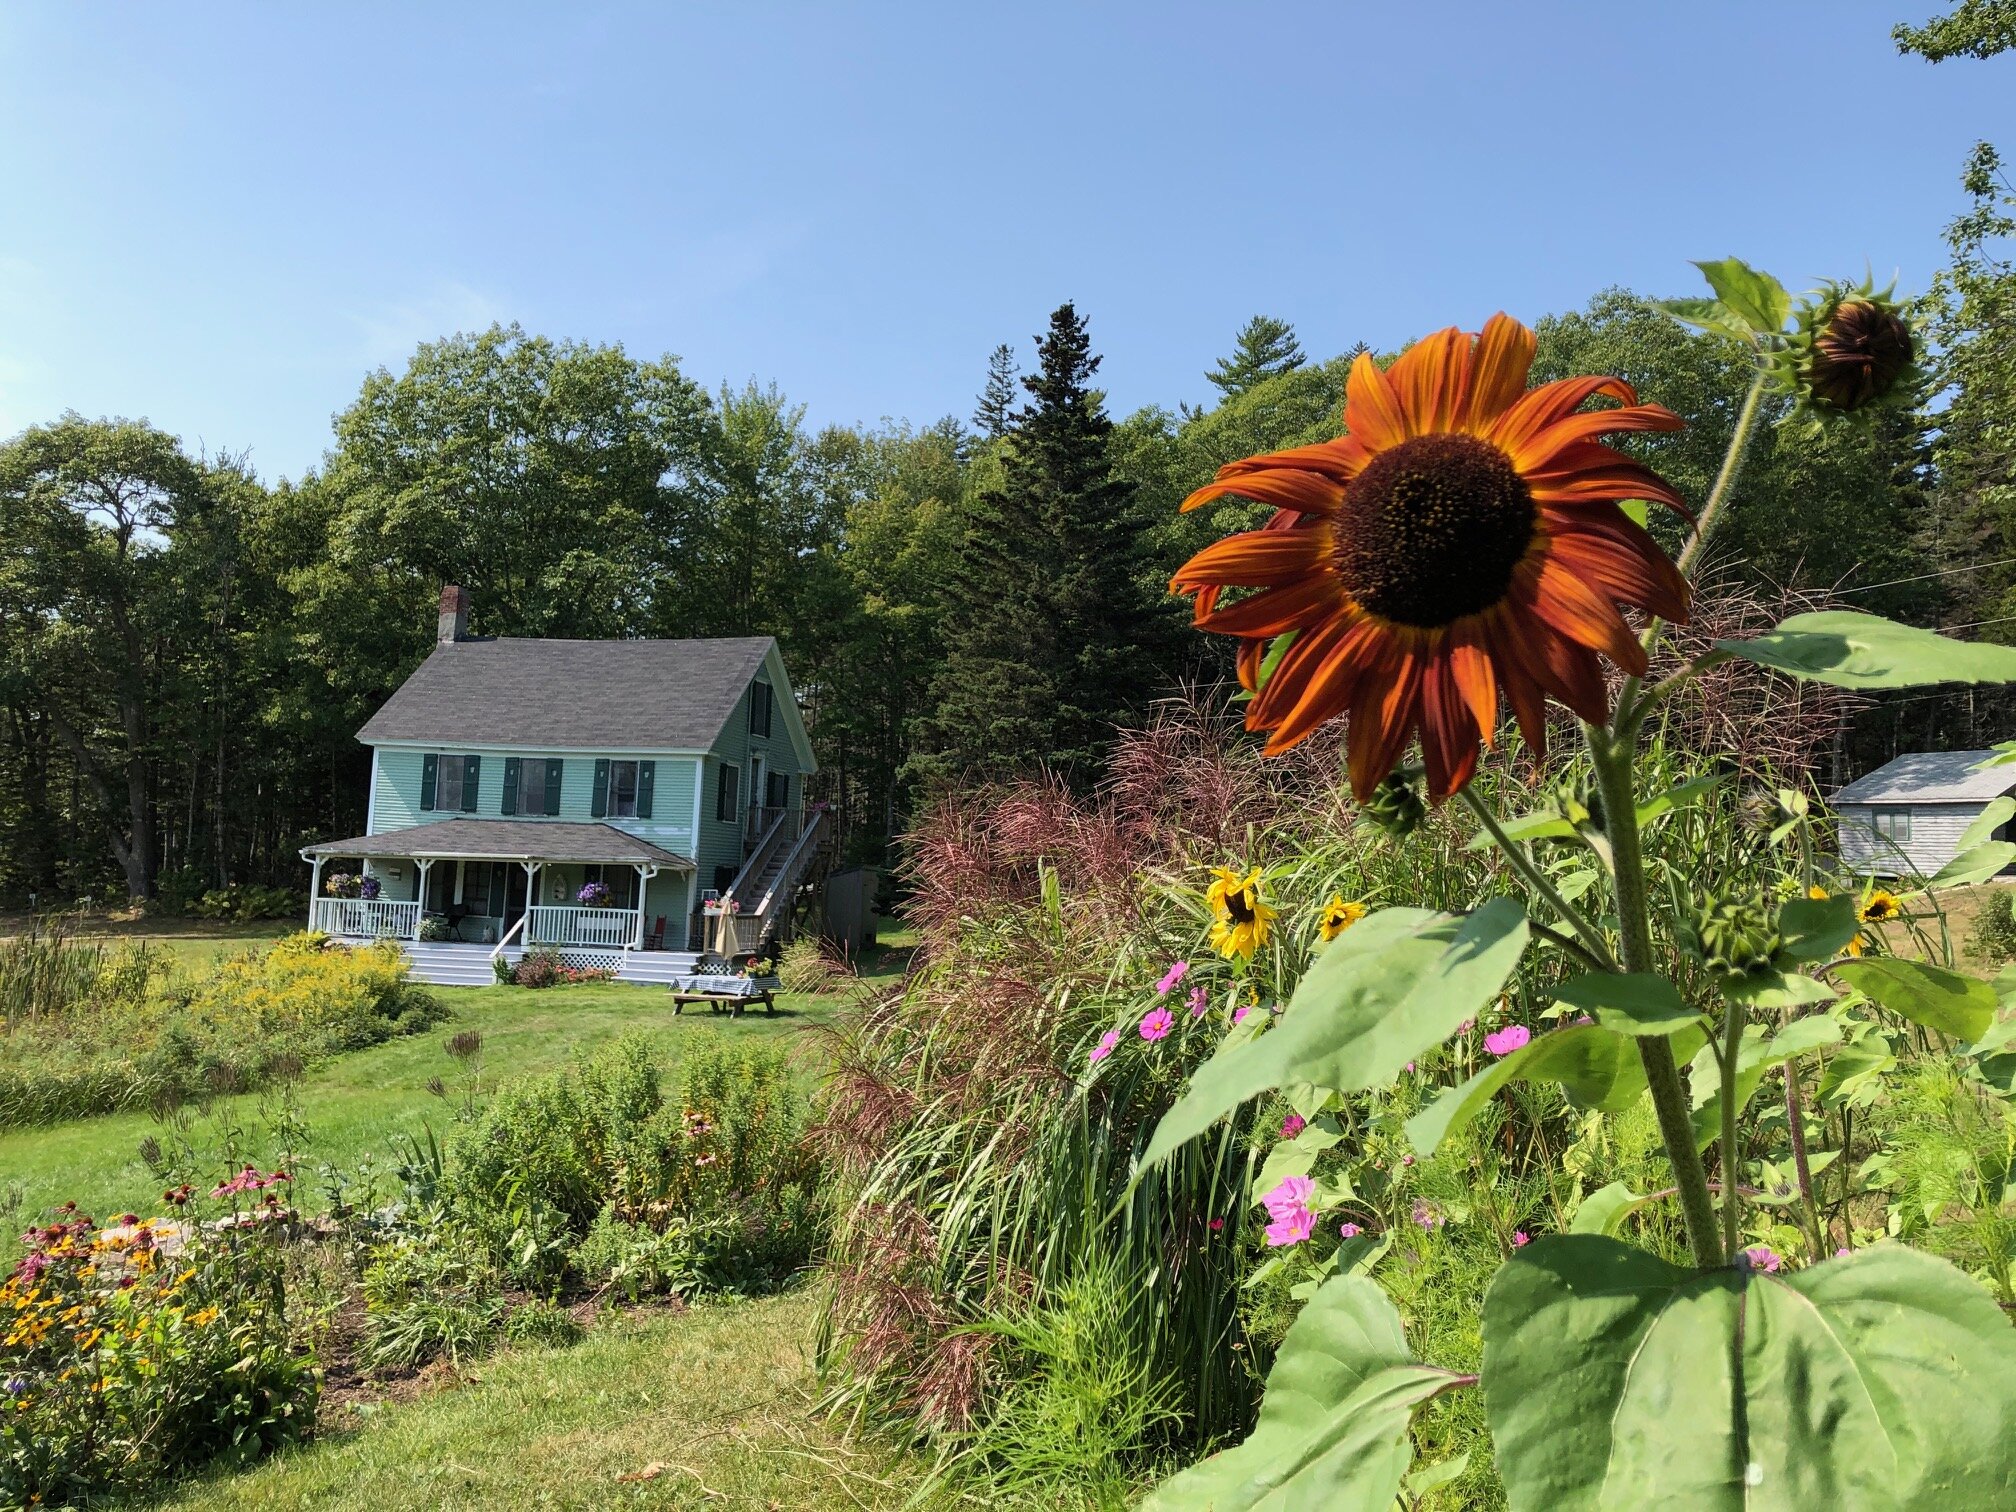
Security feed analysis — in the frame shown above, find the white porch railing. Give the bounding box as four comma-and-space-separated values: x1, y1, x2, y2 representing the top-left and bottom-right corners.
313, 898, 420, 939
529, 905, 636, 948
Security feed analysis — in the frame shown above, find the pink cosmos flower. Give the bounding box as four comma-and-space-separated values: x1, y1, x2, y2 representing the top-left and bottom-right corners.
1484, 1024, 1532, 1057
1232, 1005, 1252, 1026
1404, 1061, 1416, 1074
1265, 1206, 1316, 1246
1835, 1246, 1851, 1259
1457, 1018, 1476, 1035
1156, 961, 1189, 995
1188, 984, 1209, 1018
1742, 1245, 1782, 1273
1512, 1230, 1530, 1247
1412, 1198, 1442, 1232
1338, 1222, 1361, 1239
1400, 1153, 1415, 1167
1140, 1007, 1174, 1041
1280, 1114, 1306, 1140
1261, 1175, 1314, 1220
1089, 1030, 1120, 1065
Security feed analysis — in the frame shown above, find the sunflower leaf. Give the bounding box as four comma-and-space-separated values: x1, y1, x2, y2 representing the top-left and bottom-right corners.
1690, 257, 1791, 335
1718, 610, 2016, 689
1566, 1180, 1660, 1237
1407, 1025, 1655, 1157
1835, 958, 1997, 1041
1141, 1275, 1467, 1512
1138, 903, 1529, 1175
1549, 972, 1702, 1035
1960, 795, 2016, 849
1689, 1016, 1843, 1147
1633, 773, 1724, 828
1930, 841, 2016, 889
1776, 894, 1859, 961
1482, 1238, 2016, 1512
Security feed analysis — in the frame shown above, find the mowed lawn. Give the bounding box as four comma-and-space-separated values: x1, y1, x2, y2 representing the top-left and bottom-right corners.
154, 1289, 919, 1512
1, 929, 909, 1260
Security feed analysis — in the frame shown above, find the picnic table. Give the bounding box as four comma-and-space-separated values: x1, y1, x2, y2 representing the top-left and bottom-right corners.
668, 974, 782, 1017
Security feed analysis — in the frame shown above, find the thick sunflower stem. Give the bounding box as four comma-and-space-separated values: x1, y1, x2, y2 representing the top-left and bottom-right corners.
1584, 720, 1726, 1269
1676, 371, 1769, 581
1719, 991, 1745, 1259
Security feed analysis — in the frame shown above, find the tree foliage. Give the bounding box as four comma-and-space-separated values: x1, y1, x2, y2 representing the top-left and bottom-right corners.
1205, 315, 1308, 397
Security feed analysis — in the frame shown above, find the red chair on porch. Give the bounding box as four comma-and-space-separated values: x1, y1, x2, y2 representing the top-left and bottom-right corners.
645, 915, 667, 950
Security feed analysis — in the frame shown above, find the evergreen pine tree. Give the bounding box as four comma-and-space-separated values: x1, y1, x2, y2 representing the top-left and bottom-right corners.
973, 344, 1018, 439
925, 303, 1175, 783
1205, 315, 1307, 396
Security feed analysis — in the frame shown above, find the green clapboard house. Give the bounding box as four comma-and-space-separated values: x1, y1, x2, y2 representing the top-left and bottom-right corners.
301, 587, 825, 986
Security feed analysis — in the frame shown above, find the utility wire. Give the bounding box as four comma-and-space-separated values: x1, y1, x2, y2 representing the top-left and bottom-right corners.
1837, 555, 2016, 595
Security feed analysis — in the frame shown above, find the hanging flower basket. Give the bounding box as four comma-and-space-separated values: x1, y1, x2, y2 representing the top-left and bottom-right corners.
577, 881, 614, 908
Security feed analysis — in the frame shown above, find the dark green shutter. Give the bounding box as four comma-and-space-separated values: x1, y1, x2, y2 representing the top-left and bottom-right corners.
501, 757, 521, 815
543, 759, 563, 817
591, 759, 610, 817
420, 753, 438, 811
636, 760, 655, 818
462, 755, 480, 812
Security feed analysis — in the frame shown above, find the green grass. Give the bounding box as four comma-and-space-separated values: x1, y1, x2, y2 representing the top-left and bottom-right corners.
151, 1288, 921, 1511
1, 973, 874, 1263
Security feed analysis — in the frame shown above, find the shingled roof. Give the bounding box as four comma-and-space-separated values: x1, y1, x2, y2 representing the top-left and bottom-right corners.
1833, 750, 2016, 805
303, 818, 693, 867
356, 636, 775, 750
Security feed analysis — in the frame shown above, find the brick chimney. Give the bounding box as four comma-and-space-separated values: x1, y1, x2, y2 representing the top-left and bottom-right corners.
437, 585, 471, 644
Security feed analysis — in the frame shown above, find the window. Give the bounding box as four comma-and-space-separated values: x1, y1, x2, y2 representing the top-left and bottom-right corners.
749, 681, 773, 738
715, 762, 740, 822
505, 757, 560, 816
581, 865, 637, 909
609, 760, 640, 818
424, 754, 480, 812
1872, 809, 1913, 845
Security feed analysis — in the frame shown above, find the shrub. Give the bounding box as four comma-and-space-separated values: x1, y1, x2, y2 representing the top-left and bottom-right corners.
192, 884, 302, 922
503, 1298, 583, 1349
359, 1227, 508, 1372
445, 1034, 822, 1293
0, 933, 443, 1130
779, 935, 844, 994
1, 1203, 317, 1504
506, 947, 616, 987
1966, 890, 2016, 965
571, 1207, 709, 1300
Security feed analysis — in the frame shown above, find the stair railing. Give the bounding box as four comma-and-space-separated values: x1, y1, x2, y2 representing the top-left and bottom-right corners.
491, 912, 527, 969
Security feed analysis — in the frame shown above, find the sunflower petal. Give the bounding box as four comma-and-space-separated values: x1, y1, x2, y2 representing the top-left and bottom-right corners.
1524, 557, 1650, 676
1508, 401, 1684, 473
1249, 611, 1373, 749
1444, 621, 1500, 746
1546, 511, 1691, 623
1419, 656, 1484, 798
1191, 575, 1338, 636
1342, 350, 1409, 453
1342, 640, 1424, 800
1182, 468, 1347, 516
1385, 326, 1470, 437
1486, 374, 1636, 458
1502, 613, 1611, 726
1170, 527, 1328, 594
1218, 437, 1372, 482
1460, 314, 1538, 433
1492, 643, 1551, 754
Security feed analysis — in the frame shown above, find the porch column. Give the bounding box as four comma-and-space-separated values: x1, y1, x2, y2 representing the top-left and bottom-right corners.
306, 854, 324, 933
632, 864, 655, 949
521, 860, 541, 944
413, 858, 434, 941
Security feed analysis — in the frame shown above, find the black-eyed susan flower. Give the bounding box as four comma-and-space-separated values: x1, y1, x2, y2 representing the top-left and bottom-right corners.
1206, 867, 1275, 960
1318, 896, 1369, 942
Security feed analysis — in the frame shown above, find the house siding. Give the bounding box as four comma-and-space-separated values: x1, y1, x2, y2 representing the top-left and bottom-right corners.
370, 747, 701, 858
695, 660, 809, 894
1838, 801, 2007, 877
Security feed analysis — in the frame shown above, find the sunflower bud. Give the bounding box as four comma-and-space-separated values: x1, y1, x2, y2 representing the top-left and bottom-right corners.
1687, 895, 1782, 981
1552, 777, 1604, 835
1782, 280, 1920, 425
1362, 772, 1426, 838
1804, 300, 1913, 413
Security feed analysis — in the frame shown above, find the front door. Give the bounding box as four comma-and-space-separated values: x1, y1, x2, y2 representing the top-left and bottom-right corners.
749, 756, 766, 834
503, 865, 529, 922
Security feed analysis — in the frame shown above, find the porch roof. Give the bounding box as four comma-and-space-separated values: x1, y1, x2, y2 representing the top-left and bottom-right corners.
303, 819, 693, 869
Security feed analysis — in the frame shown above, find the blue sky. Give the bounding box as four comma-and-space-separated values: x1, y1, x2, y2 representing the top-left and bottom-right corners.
0, 2, 2007, 483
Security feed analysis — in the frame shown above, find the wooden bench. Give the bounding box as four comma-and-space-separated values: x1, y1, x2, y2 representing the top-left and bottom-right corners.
669, 987, 776, 1018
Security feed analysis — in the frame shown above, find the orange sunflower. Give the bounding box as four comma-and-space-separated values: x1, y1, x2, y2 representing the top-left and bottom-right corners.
1171, 314, 1691, 801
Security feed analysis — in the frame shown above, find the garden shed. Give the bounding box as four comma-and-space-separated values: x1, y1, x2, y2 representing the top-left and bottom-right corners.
1832, 750, 2016, 877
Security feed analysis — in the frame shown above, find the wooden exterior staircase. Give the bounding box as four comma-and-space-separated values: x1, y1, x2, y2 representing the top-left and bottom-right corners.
706, 806, 832, 959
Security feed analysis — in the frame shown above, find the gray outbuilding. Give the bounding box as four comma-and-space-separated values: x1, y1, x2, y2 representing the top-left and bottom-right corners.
1832, 750, 2016, 877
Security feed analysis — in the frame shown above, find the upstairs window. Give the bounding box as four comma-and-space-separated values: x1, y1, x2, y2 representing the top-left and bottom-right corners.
422, 754, 480, 812
502, 757, 564, 816
609, 760, 640, 818
749, 681, 773, 739
716, 762, 740, 822
1872, 808, 1912, 845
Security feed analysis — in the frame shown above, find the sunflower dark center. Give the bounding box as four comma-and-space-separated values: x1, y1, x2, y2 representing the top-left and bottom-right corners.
1226, 891, 1256, 925
1334, 434, 1535, 627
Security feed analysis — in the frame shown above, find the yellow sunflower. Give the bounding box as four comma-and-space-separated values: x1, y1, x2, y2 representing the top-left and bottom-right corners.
1318, 896, 1369, 942
1206, 867, 1276, 960
1858, 888, 1902, 925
